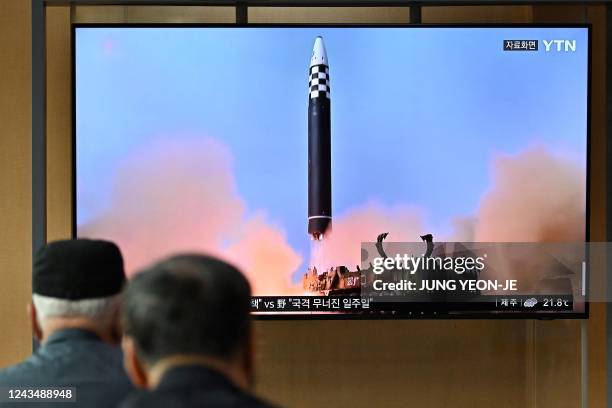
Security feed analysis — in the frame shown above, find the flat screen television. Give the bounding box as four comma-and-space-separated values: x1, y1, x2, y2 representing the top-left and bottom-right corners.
74, 25, 590, 318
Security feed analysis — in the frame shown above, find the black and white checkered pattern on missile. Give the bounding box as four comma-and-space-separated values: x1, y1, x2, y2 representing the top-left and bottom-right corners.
309, 65, 330, 99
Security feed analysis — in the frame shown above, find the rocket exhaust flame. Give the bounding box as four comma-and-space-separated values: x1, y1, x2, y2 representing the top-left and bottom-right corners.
309, 239, 325, 275
308, 36, 332, 240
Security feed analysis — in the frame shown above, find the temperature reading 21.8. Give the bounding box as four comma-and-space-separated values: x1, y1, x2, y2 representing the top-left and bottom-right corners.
542, 298, 571, 308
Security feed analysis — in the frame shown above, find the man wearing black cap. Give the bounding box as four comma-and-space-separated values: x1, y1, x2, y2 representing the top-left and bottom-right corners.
0, 239, 134, 407
119, 254, 276, 408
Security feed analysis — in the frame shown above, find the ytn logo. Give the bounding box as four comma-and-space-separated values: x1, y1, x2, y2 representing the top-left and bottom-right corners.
543, 40, 576, 52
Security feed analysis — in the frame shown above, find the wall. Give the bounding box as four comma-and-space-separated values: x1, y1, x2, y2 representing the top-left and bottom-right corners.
0, 0, 33, 368
0, 2, 605, 407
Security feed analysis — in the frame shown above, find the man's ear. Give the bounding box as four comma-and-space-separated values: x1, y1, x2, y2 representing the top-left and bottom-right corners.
122, 336, 148, 389
109, 307, 122, 344
27, 302, 43, 342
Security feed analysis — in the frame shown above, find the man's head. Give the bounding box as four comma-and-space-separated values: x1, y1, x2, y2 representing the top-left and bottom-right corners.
120, 254, 253, 390
30, 239, 126, 343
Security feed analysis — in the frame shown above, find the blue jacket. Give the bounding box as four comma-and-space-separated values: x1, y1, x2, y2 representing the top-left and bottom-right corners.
0, 328, 133, 407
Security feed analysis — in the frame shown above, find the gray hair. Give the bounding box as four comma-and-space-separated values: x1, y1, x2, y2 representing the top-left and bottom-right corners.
33, 293, 120, 325
122, 254, 251, 365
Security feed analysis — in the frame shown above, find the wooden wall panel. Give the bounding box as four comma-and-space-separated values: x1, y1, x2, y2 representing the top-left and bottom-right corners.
586, 5, 607, 408
73, 6, 235, 24
46, 6, 73, 242
248, 7, 409, 23
73, 6, 127, 23
254, 320, 530, 407
423, 6, 532, 23
124, 6, 235, 23
0, 0, 33, 367
533, 320, 582, 407
532, 5, 588, 24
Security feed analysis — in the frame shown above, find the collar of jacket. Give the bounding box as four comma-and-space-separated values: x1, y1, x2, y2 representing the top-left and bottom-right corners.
44, 328, 102, 345
157, 364, 238, 392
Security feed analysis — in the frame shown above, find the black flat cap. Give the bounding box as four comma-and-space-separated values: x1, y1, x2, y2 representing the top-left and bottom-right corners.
33, 239, 126, 300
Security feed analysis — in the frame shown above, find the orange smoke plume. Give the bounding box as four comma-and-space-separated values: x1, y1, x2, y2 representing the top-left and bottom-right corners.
469, 146, 586, 294
79, 136, 302, 295
474, 146, 585, 242
316, 202, 425, 270
225, 214, 303, 295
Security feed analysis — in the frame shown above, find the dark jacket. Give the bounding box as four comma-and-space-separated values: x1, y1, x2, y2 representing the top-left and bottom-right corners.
0, 328, 133, 408
119, 365, 277, 408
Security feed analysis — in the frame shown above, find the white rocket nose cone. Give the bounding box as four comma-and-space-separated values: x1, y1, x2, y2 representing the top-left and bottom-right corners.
310, 36, 328, 67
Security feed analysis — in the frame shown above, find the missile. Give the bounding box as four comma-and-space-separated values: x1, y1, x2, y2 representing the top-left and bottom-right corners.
308, 36, 332, 240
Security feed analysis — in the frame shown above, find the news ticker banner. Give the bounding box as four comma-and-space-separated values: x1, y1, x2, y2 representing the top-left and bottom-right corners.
251, 295, 573, 314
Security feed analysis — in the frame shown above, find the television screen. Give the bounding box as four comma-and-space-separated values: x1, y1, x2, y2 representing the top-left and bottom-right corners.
75, 26, 589, 318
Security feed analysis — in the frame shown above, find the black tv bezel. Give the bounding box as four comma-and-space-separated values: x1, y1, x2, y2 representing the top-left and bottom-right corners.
71, 23, 592, 320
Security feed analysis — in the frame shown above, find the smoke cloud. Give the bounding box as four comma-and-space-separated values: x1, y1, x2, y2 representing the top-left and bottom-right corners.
81, 139, 585, 297
224, 214, 302, 295
474, 146, 585, 242
467, 147, 586, 294
79, 136, 303, 295
315, 202, 425, 271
